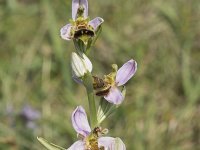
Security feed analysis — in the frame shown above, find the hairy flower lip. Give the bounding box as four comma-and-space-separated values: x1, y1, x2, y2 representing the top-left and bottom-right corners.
74, 28, 95, 39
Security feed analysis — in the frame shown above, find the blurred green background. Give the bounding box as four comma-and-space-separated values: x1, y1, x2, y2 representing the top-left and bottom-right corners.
0, 0, 200, 149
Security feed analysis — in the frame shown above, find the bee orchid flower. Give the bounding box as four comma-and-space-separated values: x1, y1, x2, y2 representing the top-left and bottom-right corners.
60, 0, 104, 44
103, 59, 137, 105
68, 106, 126, 150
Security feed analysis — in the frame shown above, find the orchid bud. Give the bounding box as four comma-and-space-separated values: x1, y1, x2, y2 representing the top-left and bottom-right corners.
71, 52, 92, 78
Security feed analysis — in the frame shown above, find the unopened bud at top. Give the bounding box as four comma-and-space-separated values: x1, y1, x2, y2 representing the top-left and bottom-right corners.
71, 52, 92, 78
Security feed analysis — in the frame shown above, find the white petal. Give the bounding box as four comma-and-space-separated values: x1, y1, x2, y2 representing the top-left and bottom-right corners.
71, 52, 85, 77
82, 53, 92, 72
71, 52, 92, 77
104, 87, 124, 105
60, 24, 73, 40
67, 140, 85, 150
72, 106, 91, 137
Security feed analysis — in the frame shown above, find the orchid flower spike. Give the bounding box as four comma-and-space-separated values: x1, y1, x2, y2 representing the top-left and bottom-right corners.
68, 106, 126, 150
60, 0, 104, 44
94, 59, 137, 105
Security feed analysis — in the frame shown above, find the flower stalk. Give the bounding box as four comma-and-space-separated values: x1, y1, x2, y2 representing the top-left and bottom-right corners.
83, 72, 97, 128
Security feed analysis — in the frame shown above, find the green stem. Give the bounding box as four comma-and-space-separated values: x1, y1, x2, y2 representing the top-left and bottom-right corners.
83, 72, 97, 128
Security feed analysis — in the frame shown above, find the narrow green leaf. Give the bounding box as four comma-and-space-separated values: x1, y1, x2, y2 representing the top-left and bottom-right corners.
97, 98, 118, 124
85, 26, 102, 55
85, 38, 93, 55
92, 26, 102, 46
37, 137, 66, 150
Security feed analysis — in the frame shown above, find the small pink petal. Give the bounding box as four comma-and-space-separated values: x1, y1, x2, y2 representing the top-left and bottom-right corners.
104, 87, 124, 105
89, 17, 104, 31
67, 140, 85, 150
72, 106, 91, 137
98, 137, 115, 149
60, 24, 73, 40
72, 0, 88, 20
116, 59, 137, 86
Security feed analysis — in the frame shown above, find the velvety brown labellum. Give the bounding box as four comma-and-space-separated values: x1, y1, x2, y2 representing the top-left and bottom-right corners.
93, 76, 106, 89
95, 87, 111, 96
92, 76, 111, 96
74, 29, 94, 39
85, 127, 105, 150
